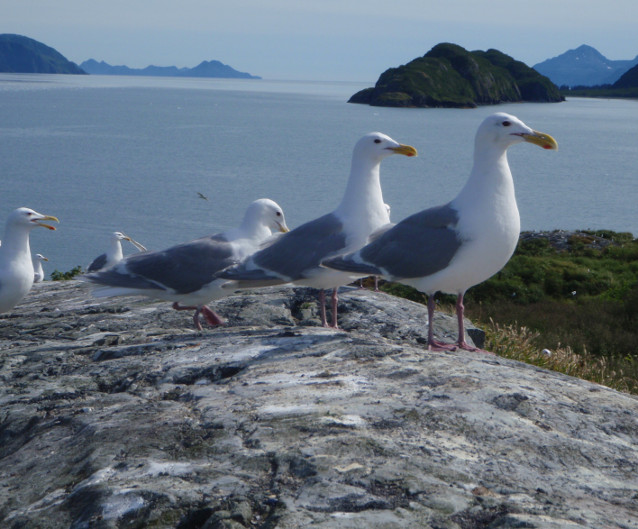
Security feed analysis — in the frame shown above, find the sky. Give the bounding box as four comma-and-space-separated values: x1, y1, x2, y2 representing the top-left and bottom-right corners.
3, 0, 638, 82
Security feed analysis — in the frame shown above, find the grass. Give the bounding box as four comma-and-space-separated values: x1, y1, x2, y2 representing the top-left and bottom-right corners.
382, 230, 638, 395
484, 319, 638, 394
50, 265, 84, 281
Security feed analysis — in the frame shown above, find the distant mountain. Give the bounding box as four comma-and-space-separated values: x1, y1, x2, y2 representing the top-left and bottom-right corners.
349, 43, 563, 108
0, 34, 85, 74
533, 45, 638, 88
80, 59, 260, 79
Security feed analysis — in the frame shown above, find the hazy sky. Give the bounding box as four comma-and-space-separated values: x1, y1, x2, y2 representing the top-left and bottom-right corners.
3, 0, 637, 81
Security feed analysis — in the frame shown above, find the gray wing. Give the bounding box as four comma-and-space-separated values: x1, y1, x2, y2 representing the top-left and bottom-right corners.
252, 213, 348, 280
220, 213, 347, 282
368, 222, 395, 243
87, 253, 107, 272
358, 203, 462, 279
85, 234, 236, 294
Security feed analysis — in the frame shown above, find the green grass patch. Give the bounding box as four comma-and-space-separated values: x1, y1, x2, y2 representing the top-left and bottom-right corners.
381, 230, 638, 394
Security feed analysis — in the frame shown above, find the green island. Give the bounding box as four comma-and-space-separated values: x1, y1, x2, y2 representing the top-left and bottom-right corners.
349, 43, 563, 108
0, 34, 85, 74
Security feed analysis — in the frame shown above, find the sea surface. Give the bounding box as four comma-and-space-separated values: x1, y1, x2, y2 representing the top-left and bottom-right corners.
1, 73, 637, 276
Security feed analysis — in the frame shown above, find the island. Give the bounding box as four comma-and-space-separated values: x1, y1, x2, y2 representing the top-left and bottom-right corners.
350, 43, 563, 108
0, 34, 85, 74
80, 58, 261, 79
0, 33, 261, 80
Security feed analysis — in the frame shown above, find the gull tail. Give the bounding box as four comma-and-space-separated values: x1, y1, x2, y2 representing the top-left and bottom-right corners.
321, 255, 383, 277
217, 267, 288, 289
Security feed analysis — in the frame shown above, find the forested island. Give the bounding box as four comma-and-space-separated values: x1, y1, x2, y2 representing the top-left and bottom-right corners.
350, 43, 563, 108
0, 34, 85, 74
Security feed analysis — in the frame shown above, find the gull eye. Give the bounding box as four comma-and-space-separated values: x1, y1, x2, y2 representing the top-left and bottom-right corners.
502, 120, 511, 127
374, 139, 382, 144
276, 211, 282, 217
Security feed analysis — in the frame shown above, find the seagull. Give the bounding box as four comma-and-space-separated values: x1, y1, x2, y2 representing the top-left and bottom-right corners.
84, 198, 289, 330
322, 113, 557, 350
32, 253, 48, 283
0, 207, 59, 314
217, 132, 417, 328
87, 231, 147, 272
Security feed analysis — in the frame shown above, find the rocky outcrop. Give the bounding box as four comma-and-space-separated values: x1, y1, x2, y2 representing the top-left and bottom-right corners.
1, 281, 637, 528
349, 43, 563, 108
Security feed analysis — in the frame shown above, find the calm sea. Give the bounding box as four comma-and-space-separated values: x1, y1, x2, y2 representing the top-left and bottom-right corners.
1, 73, 637, 276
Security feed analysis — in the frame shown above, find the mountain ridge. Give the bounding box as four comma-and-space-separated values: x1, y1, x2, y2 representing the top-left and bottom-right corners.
533, 44, 638, 88
80, 58, 261, 79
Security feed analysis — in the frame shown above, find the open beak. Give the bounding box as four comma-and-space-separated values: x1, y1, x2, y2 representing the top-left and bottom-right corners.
519, 130, 558, 151
34, 215, 59, 231
388, 144, 418, 157
121, 233, 147, 252
130, 239, 148, 252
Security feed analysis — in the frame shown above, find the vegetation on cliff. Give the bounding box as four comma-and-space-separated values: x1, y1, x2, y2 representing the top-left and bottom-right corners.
0, 34, 85, 74
383, 230, 638, 394
349, 43, 563, 108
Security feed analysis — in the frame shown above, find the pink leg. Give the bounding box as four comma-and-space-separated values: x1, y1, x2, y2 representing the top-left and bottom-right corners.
426, 296, 457, 351
172, 302, 224, 331
318, 290, 328, 327
454, 294, 491, 353
374, 276, 379, 292
200, 305, 225, 327
330, 287, 339, 329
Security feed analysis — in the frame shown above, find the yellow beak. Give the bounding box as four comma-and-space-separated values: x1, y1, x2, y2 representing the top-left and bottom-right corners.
35, 215, 59, 231
521, 130, 558, 151
389, 144, 418, 157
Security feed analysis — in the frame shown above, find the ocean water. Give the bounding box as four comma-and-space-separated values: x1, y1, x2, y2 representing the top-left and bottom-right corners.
1, 73, 637, 276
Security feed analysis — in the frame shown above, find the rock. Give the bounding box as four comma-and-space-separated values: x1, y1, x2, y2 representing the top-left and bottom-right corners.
349, 43, 563, 108
1, 280, 637, 528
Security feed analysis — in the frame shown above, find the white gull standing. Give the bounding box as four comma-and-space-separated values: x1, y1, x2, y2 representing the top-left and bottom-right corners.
87, 231, 147, 272
323, 113, 557, 349
84, 198, 289, 330
32, 253, 48, 283
0, 207, 59, 314
218, 132, 417, 328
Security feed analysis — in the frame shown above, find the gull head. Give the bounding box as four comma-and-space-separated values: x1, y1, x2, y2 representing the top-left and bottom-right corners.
478, 113, 558, 151
113, 231, 132, 242
7, 207, 59, 231
354, 132, 417, 162
246, 198, 289, 234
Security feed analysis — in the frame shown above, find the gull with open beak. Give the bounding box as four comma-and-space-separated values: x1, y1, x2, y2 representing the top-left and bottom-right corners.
87, 231, 147, 272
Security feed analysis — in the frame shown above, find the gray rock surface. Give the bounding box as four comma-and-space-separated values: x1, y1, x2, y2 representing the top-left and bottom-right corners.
1, 280, 637, 528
